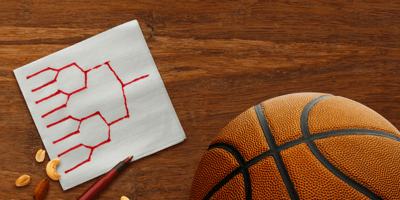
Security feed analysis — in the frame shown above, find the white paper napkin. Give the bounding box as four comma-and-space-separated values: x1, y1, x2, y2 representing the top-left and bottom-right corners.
13, 20, 186, 190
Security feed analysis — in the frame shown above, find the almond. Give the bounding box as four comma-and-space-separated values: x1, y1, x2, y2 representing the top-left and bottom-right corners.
33, 178, 49, 200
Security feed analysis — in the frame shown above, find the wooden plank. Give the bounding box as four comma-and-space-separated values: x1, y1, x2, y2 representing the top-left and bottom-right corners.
0, 0, 399, 199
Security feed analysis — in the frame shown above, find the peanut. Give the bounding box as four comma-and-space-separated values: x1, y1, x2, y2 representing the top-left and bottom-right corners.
15, 175, 30, 187
46, 158, 61, 180
35, 149, 46, 162
121, 196, 130, 200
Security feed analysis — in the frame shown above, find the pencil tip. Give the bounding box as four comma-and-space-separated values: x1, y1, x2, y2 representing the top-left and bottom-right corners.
128, 155, 133, 159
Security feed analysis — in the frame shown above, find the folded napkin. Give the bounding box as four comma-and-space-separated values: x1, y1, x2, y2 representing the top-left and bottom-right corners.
14, 20, 186, 190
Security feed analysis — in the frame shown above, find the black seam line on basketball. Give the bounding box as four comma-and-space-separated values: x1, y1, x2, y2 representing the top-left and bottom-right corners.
301, 95, 383, 200
208, 143, 246, 165
254, 104, 299, 200
255, 104, 277, 149
300, 94, 333, 139
310, 129, 400, 142
207, 143, 252, 200
246, 129, 400, 168
279, 129, 400, 151
203, 167, 243, 200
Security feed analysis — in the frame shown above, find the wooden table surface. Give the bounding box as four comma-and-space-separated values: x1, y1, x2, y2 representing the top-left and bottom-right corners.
1, 0, 399, 199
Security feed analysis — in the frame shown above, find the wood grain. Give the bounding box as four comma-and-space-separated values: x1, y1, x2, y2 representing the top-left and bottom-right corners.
0, 0, 399, 199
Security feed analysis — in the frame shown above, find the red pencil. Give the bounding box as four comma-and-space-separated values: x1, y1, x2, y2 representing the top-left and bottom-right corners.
77, 155, 133, 200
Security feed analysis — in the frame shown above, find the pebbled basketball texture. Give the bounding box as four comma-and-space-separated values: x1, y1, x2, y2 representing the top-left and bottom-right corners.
190, 92, 400, 200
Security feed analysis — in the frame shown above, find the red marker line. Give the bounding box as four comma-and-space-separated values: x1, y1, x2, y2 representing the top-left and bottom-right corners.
36, 90, 64, 104
81, 112, 101, 121
27, 67, 58, 79
65, 157, 91, 174
58, 143, 85, 157
104, 61, 123, 86
53, 121, 82, 144
42, 104, 67, 118
53, 130, 80, 144
93, 64, 102, 69
32, 80, 56, 92
109, 116, 129, 126
47, 115, 80, 128
123, 74, 149, 87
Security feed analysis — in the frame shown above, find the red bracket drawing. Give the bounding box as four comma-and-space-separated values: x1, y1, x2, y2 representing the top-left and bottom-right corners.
27, 61, 149, 173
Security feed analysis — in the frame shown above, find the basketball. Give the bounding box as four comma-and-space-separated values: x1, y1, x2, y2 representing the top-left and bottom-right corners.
190, 93, 400, 199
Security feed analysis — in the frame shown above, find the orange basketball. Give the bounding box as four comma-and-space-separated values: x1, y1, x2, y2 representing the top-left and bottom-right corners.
190, 92, 400, 200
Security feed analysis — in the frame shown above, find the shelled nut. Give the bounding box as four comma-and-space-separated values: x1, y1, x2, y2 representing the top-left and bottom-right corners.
15, 175, 30, 187
46, 158, 61, 180
36, 149, 46, 162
